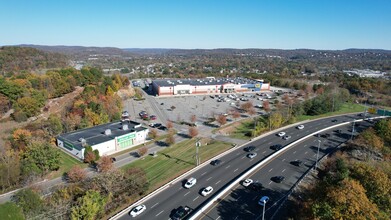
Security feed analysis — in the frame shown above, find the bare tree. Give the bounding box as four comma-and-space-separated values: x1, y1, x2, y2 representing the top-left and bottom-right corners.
240, 101, 254, 112
216, 115, 227, 127
166, 120, 174, 130
188, 127, 199, 138
263, 100, 271, 113
137, 146, 148, 157
190, 115, 197, 123
148, 128, 158, 139
232, 110, 241, 121
67, 165, 87, 183
166, 133, 176, 146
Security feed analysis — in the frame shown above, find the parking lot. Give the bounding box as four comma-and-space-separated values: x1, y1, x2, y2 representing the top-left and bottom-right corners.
123, 85, 303, 136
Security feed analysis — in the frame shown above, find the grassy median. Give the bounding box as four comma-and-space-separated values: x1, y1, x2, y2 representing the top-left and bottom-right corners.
121, 138, 232, 191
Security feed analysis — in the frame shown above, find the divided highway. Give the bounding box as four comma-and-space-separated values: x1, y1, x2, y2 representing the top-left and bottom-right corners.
115, 114, 372, 220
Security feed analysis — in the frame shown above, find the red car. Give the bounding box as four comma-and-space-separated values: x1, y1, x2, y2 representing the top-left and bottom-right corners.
150, 115, 157, 120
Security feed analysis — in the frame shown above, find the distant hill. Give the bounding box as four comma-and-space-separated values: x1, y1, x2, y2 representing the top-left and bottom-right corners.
0, 46, 69, 73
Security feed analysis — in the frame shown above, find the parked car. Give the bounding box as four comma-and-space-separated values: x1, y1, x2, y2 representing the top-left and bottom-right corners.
150, 115, 157, 120
129, 204, 146, 217
201, 186, 213, 196
242, 179, 253, 187
247, 153, 257, 159
184, 177, 197, 189
159, 126, 168, 131
244, 146, 256, 152
258, 196, 270, 206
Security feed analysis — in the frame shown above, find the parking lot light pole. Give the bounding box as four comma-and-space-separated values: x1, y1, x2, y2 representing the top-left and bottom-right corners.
315, 140, 321, 170
262, 200, 267, 220
195, 140, 201, 166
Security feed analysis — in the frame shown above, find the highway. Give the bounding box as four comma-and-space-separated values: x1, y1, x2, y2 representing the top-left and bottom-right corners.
116, 114, 371, 220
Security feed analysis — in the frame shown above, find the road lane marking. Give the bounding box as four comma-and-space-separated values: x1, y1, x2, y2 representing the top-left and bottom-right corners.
236, 152, 241, 155
201, 172, 207, 176
255, 149, 259, 151
268, 142, 272, 145
269, 181, 272, 185
314, 154, 317, 157
215, 180, 221, 185
234, 168, 238, 172
193, 196, 199, 201
282, 158, 286, 162
252, 196, 257, 201
305, 151, 308, 154
296, 134, 300, 137
151, 203, 159, 209
304, 144, 307, 147
156, 210, 164, 217
216, 216, 221, 220
225, 165, 231, 169
206, 177, 213, 181
282, 169, 286, 173
268, 168, 273, 172
293, 151, 297, 154
262, 151, 267, 154
241, 156, 245, 159
184, 192, 190, 196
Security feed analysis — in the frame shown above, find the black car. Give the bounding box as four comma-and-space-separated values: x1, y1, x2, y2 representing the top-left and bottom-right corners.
331, 119, 338, 122
171, 206, 191, 220
158, 126, 168, 131
210, 159, 222, 166
290, 159, 302, 166
248, 182, 263, 192
334, 129, 342, 134
152, 123, 162, 128
321, 133, 331, 138
272, 176, 285, 183
270, 144, 283, 151
244, 146, 256, 152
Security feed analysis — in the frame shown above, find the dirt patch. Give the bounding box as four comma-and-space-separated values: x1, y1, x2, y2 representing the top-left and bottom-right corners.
116, 85, 135, 100
218, 121, 243, 135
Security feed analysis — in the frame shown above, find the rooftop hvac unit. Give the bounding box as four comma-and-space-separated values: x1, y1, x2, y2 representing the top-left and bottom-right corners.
122, 124, 128, 130
78, 138, 87, 146
104, 129, 112, 136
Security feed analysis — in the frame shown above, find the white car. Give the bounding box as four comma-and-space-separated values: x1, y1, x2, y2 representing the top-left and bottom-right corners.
278, 132, 286, 137
247, 153, 257, 159
258, 196, 270, 206
242, 179, 253, 187
130, 204, 146, 217
297, 125, 305, 130
201, 186, 213, 196
184, 177, 197, 189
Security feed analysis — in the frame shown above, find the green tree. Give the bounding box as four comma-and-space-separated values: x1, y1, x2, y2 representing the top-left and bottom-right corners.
45, 114, 63, 136
0, 202, 24, 220
71, 190, 107, 220
13, 188, 43, 218
15, 97, 41, 118
268, 112, 283, 129
21, 141, 60, 175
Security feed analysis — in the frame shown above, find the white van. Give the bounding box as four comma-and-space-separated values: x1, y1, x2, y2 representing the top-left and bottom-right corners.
184, 177, 197, 189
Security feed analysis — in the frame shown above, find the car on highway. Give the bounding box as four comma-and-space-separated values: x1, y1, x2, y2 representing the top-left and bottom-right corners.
290, 159, 303, 166
283, 135, 291, 140
277, 132, 286, 137
244, 146, 256, 152
201, 186, 213, 196
129, 204, 146, 217
331, 119, 338, 122
321, 133, 331, 138
184, 177, 197, 189
210, 159, 222, 166
297, 125, 305, 130
272, 176, 285, 183
247, 152, 257, 159
242, 179, 253, 187
270, 144, 283, 150
170, 206, 191, 220
258, 196, 270, 206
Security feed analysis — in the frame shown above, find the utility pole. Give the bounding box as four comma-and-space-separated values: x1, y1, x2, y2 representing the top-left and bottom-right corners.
195, 139, 201, 166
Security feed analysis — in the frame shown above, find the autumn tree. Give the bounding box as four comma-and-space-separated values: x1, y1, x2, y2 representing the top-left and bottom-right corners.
263, 100, 271, 113
137, 146, 148, 157
216, 115, 227, 127
240, 101, 253, 113
166, 120, 174, 130
12, 128, 32, 151
67, 165, 87, 183
188, 127, 199, 138
232, 110, 241, 121
97, 156, 114, 173
268, 112, 283, 129
71, 190, 107, 220
13, 188, 44, 218
166, 133, 175, 146
148, 128, 158, 139
0, 146, 21, 191
125, 167, 149, 196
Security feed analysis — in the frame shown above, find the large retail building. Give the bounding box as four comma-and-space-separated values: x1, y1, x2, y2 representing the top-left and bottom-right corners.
151, 77, 270, 96
56, 120, 149, 160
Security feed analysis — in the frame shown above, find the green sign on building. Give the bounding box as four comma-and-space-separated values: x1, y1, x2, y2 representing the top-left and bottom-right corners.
117, 133, 136, 149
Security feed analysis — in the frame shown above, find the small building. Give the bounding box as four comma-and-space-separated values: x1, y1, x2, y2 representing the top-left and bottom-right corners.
56, 120, 149, 160
152, 77, 270, 96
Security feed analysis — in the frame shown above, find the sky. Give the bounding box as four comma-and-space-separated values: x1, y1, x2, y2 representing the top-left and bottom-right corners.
1, 0, 391, 50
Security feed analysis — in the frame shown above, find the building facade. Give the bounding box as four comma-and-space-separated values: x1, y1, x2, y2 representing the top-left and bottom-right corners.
152, 77, 270, 96
57, 120, 149, 160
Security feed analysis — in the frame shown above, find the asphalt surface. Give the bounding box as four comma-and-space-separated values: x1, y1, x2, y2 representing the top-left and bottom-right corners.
117, 113, 372, 220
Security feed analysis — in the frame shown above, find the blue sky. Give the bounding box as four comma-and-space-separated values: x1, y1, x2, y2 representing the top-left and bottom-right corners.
1, 0, 390, 49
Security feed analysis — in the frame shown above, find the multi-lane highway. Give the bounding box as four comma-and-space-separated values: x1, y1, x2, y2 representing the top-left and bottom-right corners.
116, 114, 372, 220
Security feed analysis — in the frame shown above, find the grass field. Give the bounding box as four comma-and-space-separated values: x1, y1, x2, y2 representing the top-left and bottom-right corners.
121, 138, 232, 191
51, 150, 86, 179
296, 103, 365, 121
229, 120, 254, 140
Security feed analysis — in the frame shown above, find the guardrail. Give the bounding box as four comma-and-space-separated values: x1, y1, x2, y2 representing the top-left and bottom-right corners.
188, 116, 388, 220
